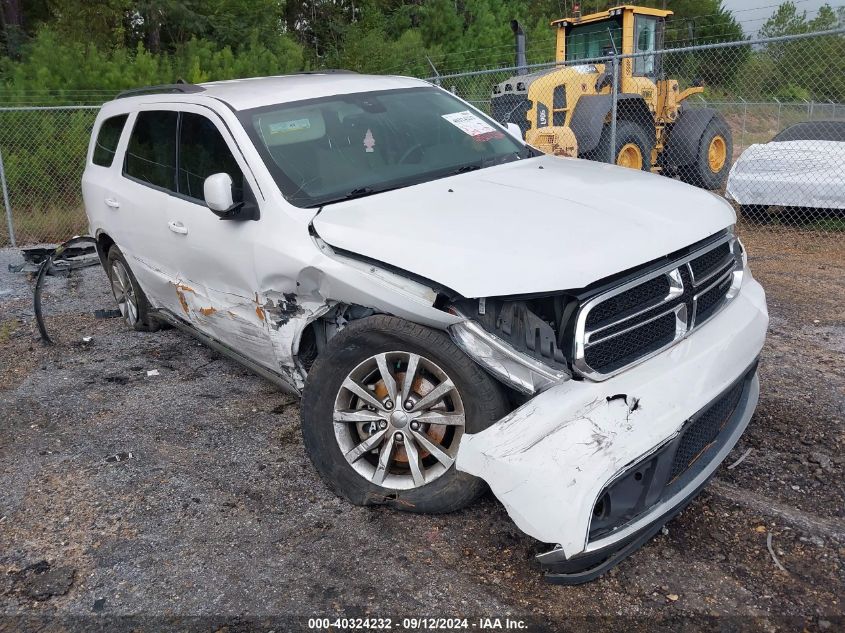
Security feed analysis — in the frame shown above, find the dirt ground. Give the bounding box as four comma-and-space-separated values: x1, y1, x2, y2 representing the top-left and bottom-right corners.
0, 229, 842, 633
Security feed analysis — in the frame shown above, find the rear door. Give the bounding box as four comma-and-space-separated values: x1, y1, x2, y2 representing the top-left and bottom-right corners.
117, 108, 185, 314
82, 112, 130, 253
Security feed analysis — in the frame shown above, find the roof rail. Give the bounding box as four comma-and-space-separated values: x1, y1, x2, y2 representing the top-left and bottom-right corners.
115, 83, 206, 100
294, 69, 358, 75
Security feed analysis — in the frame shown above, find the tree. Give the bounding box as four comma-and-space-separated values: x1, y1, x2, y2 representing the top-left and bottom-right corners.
757, 2, 845, 101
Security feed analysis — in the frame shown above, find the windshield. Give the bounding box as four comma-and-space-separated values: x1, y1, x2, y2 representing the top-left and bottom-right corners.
566, 19, 622, 60
239, 87, 527, 207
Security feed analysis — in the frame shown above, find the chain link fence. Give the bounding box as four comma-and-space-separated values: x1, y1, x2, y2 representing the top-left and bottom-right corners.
0, 106, 99, 246
434, 28, 845, 236
1, 29, 843, 247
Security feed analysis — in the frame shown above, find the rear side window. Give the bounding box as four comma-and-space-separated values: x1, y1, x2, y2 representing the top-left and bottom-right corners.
124, 111, 178, 191
92, 115, 128, 167
178, 112, 244, 203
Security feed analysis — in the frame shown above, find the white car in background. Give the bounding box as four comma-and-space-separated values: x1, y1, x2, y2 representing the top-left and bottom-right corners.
81, 73, 768, 584
727, 121, 845, 220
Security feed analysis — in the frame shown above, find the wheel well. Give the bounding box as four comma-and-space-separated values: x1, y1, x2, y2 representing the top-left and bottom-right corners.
298, 304, 378, 373
95, 232, 115, 268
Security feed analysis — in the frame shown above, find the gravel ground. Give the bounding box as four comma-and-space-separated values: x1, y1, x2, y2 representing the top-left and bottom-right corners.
0, 231, 842, 632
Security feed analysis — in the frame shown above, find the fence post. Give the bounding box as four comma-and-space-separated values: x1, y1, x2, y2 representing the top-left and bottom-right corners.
739, 97, 747, 151
426, 56, 441, 87
774, 97, 781, 132
0, 147, 15, 248
609, 55, 620, 164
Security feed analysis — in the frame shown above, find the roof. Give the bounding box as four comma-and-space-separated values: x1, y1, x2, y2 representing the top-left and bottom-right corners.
105, 73, 432, 112
551, 5, 672, 27
200, 73, 430, 111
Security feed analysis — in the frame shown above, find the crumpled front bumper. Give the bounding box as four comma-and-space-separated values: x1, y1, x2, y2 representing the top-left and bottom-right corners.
455, 273, 768, 580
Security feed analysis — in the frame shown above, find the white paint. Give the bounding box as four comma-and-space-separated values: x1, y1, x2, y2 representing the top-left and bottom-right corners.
455, 273, 768, 556
313, 154, 736, 297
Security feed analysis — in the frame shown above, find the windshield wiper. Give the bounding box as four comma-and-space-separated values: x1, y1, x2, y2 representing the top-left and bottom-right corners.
344, 187, 376, 199
313, 185, 398, 206
447, 164, 482, 176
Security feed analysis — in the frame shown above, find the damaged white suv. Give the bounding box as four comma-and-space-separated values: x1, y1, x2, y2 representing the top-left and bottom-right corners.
82, 73, 768, 583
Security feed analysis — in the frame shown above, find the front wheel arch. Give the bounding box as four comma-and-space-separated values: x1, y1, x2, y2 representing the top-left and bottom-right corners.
300, 314, 510, 513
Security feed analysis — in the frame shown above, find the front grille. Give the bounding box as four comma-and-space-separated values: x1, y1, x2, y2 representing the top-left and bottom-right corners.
669, 378, 745, 481
574, 235, 741, 379
690, 242, 731, 281
586, 275, 670, 328
585, 312, 677, 373
695, 267, 734, 323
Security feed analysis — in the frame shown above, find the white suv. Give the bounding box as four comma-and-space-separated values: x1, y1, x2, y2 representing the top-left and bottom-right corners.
82, 73, 768, 583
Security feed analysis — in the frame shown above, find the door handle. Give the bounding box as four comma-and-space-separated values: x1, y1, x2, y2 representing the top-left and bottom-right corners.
104, 197, 120, 209
168, 221, 188, 235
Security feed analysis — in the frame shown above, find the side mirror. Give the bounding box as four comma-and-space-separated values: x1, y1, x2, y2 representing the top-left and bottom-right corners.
506, 122, 524, 141
204, 173, 235, 213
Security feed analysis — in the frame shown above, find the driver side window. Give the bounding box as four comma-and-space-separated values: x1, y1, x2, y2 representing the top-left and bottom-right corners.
178, 112, 244, 204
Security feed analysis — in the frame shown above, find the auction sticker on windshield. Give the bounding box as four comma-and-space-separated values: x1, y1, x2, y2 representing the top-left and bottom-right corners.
442, 110, 504, 142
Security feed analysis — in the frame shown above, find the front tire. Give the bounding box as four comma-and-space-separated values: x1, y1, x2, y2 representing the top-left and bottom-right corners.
588, 121, 653, 171
300, 315, 509, 513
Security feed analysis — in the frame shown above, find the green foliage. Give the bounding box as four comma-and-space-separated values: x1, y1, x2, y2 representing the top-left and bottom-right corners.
0, 1, 841, 101
755, 3, 845, 102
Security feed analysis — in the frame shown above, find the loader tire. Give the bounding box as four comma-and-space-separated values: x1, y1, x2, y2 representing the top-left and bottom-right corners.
589, 121, 653, 171
678, 115, 733, 190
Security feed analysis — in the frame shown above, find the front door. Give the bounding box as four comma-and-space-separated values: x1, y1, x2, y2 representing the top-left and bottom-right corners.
162, 107, 278, 371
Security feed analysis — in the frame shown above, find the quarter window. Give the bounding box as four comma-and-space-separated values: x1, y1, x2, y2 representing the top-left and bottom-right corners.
92, 114, 128, 167
178, 113, 243, 203
124, 111, 178, 191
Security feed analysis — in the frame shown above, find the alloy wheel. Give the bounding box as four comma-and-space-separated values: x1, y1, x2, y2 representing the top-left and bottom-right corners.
110, 260, 139, 326
333, 351, 466, 490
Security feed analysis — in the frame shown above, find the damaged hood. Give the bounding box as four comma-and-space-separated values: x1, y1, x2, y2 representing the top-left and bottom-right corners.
312, 155, 735, 298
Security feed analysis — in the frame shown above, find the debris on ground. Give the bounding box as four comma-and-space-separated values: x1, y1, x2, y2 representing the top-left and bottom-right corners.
767, 532, 788, 573
727, 447, 753, 470
105, 452, 133, 463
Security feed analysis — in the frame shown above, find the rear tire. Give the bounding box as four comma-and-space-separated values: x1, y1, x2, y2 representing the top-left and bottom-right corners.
678, 115, 733, 190
300, 315, 510, 514
588, 121, 653, 171
106, 246, 160, 332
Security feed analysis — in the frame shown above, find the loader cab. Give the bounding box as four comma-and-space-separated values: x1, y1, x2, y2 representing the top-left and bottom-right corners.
554, 5, 670, 78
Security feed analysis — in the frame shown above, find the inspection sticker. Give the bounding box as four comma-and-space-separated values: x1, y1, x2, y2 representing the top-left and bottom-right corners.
441, 110, 504, 142
268, 118, 311, 135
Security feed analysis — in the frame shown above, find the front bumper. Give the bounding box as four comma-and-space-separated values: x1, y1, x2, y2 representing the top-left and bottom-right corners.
455, 273, 768, 580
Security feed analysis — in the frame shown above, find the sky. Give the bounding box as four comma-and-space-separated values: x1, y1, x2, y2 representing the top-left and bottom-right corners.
718, 0, 834, 35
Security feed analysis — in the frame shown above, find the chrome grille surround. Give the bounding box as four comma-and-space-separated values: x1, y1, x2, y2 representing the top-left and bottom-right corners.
573, 234, 744, 381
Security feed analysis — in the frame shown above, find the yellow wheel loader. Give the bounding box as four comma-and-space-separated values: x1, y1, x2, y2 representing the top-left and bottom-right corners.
491, 5, 733, 189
